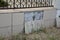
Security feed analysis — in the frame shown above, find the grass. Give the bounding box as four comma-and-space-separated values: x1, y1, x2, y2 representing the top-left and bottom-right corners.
0, 36, 5, 40
48, 36, 56, 40
0, 27, 60, 40
31, 27, 47, 34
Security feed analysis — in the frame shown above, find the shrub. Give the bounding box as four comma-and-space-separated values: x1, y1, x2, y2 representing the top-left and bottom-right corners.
0, 0, 8, 7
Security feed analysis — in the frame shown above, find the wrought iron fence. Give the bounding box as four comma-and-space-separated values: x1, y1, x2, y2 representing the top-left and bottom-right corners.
0, 0, 53, 9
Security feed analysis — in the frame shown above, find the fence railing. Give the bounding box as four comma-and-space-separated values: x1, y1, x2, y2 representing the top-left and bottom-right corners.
0, 0, 53, 9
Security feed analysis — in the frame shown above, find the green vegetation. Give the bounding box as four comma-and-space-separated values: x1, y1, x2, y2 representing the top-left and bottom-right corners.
31, 27, 47, 34
0, 0, 8, 7
48, 36, 56, 40
0, 36, 4, 40
0, 27, 60, 40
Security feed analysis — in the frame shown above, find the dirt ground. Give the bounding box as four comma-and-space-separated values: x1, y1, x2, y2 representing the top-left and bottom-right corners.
25, 27, 60, 40
1, 27, 60, 40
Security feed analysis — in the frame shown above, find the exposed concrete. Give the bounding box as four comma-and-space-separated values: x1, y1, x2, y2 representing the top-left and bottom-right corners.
0, 7, 55, 13
0, 7, 57, 36
43, 9, 57, 27
25, 8, 57, 34
56, 10, 60, 27
0, 14, 11, 37
13, 13, 24, 34
53, 0, 60, 9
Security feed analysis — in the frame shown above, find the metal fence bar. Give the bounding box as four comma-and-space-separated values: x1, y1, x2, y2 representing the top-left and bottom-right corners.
0, 0, 53, 9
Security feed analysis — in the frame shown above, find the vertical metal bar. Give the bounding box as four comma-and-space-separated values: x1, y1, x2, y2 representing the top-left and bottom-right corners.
47, 0, 49, 7
45, 0, 47, 6
49, 0, 51, 6
16, 0, 18, 8
49, 0, 50, 6
6, 0, 8, 8
37, 0, 38, 7
46, 0, 47, 7
50, 0, 51, 6
41, 0, 43, 6
41, 0, 42, 7
43, 0, 44, 7
38, 0, 40, 7
46, 0, 47, 6
36, 0, 37, 7
48, 0, 49, 6
42, 0, 44, 7
40, 0, 41, 7
51, 0, 52, 6
44, 0, 46, 6
45, 0, 47, 7
26, 0, 27, 8
23, 0, 24, 8
2, 1, 6, 8
31, 0, 32, 7
13, 0, 15, 8
28, 0, 29, 7
20, 0, 21, 8
9, 0, 11, 8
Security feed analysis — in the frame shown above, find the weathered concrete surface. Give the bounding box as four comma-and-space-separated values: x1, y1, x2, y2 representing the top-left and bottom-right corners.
0, 7, 56, 36
53, 0, 60, 9
56, 10, 60, 27
0, 14, 11, 37
25, 9, 57, 34
0, 7, 54, 13
43, 8, 57, 27
13, 13, 24, 34
0, 13, 24, 37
